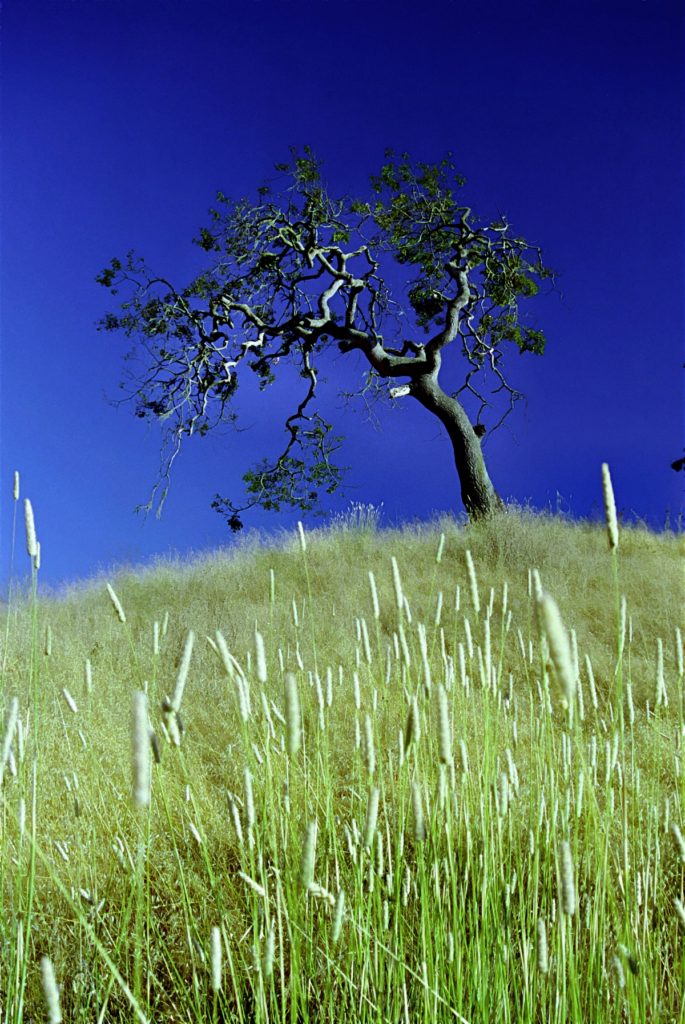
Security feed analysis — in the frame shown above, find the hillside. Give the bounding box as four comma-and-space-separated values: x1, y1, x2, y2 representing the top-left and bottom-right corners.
0, 503, 683, 1023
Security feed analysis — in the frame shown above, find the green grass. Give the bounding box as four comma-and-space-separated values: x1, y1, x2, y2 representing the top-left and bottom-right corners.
0, 496, 683, 1023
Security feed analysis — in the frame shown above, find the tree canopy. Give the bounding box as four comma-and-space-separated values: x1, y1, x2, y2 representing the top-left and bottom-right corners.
97, 148, 553, 528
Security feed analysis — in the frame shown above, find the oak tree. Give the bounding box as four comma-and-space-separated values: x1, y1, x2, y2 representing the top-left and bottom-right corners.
97, 149, 553, 530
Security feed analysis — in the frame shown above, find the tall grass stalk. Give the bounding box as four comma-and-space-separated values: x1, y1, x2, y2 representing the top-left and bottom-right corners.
1, 473, 21, 684
131, 692, 151, 1009
602, 463, 624, 722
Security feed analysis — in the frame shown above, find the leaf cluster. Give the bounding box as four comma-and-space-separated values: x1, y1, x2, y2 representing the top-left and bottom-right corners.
211, 415, 345, 532
368, 150, 552, 331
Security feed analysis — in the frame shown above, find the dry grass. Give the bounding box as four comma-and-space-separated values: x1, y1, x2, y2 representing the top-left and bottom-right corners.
0, 498, 683, 1022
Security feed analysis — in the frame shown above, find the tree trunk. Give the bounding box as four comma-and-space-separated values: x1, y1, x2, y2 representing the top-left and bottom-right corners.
412, 376, 505, 520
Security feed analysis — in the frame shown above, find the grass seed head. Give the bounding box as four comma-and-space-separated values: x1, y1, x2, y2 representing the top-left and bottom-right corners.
559, 840, 577, 916
332, 889, 346, 944
363, 713, 376, 776
411, 781, 426, 842
24, 498, 37, 558
391, 555, 404, 611
40, 956, 62, 1024
465, 549, 480, 615
538, 593, 576, 712
536, 918, 549, 974
106, 583, 126, 624
231, 802, 245, 847
601, 462, 619, 550
368, 570, 380, 620
437, 685, 453, 766
254, 629, 267, 683
611, 954, 626, 990
308, 882, 336, 905
299, 820, 318, 889
674, 897, 685, 931
497, 772, 509, 817
238, 870, 266, 898
1, 697, 19, 783
62, 688, 78, 714
261, 922, 276, 977
285, 673, 301, 756
210, 926, 222, 992
170, 631, 195, 712
215, 631, 236, 679
13, 470, 19, 501
670, 822, 685, 863
459, 738, 469, 775
402, 863, 412, 904
655, 637, 668, 708
164, 710, 182, 748
234, 675, 250, 723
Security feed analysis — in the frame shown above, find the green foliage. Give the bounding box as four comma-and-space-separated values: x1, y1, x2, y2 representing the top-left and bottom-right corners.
94, 257, 122, 289
406, 283, 445, 325
193, 227, 219, 252
211, 416, 346, 531
479, 314, 548, 355
368, 151, 552, 333
484, 252, 543, 306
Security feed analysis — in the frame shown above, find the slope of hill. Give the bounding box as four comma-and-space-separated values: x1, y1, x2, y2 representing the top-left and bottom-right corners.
1, 501, 683, 1022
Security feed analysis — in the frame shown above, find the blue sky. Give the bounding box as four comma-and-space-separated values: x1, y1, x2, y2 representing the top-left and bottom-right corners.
1, 0, 683, 591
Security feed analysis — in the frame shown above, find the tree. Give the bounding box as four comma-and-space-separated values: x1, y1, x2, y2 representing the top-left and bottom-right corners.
97, 148, 553, 530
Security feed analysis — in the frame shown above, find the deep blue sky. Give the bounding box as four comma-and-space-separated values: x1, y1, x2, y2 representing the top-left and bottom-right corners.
1, 0, 683, 590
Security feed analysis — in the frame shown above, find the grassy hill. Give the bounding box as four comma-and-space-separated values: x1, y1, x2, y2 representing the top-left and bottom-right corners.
0, 499, 683, 1023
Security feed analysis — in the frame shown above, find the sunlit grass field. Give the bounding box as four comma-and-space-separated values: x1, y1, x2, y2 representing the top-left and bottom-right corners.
1, 481, 683, 1023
